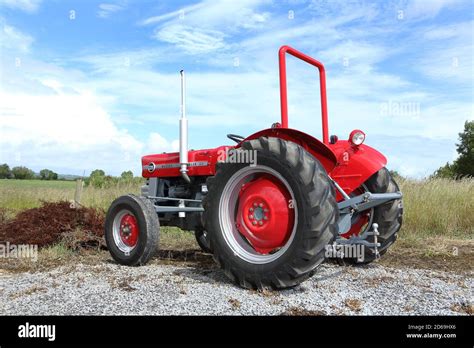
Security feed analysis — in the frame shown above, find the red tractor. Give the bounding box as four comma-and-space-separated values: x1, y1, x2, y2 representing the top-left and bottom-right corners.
105, 46, 403, 289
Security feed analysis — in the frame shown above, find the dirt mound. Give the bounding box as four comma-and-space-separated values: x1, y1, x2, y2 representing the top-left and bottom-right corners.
0, 201, 105, 249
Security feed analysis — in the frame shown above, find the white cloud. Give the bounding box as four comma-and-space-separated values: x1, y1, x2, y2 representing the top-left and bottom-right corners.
0, 90, 178, 175
0, 0, 41, 13
142, 0, 270, 54
141, 0, 270, 30
154, 25, 227, 54
147, 132, 179, 153
416, 21, 473, 84
97, 3, 125, 18
1, 2, 472, 178
139, 2, 207, 26
0, 21, 33, 53
403, 0, 462, 20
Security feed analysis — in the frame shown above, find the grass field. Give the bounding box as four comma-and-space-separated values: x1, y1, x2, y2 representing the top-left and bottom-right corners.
0, 179, 141, 212
0, 177, 473, 271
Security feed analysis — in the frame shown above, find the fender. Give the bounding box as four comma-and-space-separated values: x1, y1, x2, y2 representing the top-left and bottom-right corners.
240, 128, 338, 174
329, 140, 387, 196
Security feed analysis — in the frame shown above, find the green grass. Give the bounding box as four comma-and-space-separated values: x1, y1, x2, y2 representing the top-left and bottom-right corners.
0, 177, 472, 273
1, 176, 473, 243
0, 179, 76, 189
0, 179, 140, 211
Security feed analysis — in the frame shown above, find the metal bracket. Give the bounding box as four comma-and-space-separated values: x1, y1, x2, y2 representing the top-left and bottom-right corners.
336, 190, 402, 234
145, 195, 204, 214
335, 223, 381, 260
338, 192, 402, 212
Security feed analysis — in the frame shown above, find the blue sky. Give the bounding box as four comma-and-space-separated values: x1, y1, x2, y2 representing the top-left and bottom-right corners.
0, 0, 472, 177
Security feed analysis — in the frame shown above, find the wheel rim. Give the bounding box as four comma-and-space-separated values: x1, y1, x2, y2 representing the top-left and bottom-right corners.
112, 209, 139, 253
219, 165, 297, 264
341, 184, 374, 238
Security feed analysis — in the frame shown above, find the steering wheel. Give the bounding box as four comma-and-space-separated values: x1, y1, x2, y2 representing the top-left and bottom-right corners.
227, 134, 245, 144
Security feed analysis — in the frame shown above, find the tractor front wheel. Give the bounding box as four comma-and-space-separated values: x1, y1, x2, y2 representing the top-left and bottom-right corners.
105, 194, 160, 266
203, 137, 338, 289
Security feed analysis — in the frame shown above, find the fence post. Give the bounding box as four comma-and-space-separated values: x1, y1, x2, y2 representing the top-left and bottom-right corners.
70, 179, 84, 209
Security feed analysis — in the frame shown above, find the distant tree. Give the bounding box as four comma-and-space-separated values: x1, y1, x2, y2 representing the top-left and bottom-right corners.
89, 169, 106, 188
11, 166, 35, 180
104, 175, 118, 187
39, 169, 58, 180
432, 121, 473, 178
389, 170, 402, 179
120, 170, 134, 181
453, 120, 474, 177
0, 163, 12, 179
90, 169, 105, 178
432, 162, 456, 179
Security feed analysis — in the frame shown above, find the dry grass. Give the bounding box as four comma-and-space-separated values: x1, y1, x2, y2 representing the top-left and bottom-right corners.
376, 177, 474, 272
0, 177, 472, 273
0, 179, 140, 212
397, 177, 473, 239
344, 298, 363, 312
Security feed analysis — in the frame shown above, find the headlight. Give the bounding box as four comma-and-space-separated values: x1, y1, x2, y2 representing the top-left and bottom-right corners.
349, 130, 365, 146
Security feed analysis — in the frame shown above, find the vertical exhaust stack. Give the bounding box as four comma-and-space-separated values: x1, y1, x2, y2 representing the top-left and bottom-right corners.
179, 70, 191, 183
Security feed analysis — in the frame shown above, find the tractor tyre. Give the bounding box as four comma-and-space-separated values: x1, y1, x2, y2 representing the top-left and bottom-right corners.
202, 136, 338, 289
194, 229, 212, 253
105, 194, 159, 266
350, 168, 403, 264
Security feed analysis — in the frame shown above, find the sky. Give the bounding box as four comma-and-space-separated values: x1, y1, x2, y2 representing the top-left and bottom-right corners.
0, 0, 472, 178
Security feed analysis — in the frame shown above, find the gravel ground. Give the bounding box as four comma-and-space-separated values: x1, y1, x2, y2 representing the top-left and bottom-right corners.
0, 261, 472, 315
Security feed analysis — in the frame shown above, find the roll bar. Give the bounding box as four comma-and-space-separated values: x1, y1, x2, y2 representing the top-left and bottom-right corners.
278, 45, 329, 145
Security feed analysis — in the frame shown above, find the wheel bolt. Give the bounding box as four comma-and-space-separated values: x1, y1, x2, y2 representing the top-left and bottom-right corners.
258, 221, 263, 225
249, 215, 253, 219
264, 209, 269, 213
259, 203, 263, 207
249, 208, 254, 212
253, 203, 258, 207
252, 221, 257, 225
263, 216, 268, 220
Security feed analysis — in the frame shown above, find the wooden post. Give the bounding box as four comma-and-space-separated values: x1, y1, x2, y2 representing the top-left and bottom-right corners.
70, 179, 84, 209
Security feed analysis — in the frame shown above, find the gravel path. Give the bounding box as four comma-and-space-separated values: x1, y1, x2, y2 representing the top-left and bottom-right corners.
0, 261, 472, 315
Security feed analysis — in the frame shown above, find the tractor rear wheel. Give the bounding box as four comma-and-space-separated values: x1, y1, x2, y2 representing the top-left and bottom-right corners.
203, 137, 338, 289
105, 194, 159, 266
194, 229, 212, 253
348, 168, 403, 264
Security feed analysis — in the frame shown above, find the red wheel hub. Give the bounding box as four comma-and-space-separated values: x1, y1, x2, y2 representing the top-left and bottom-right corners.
119, 213, 139, 247
236, 175, 295, 254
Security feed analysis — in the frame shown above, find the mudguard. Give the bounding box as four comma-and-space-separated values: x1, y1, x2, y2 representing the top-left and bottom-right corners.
240, 128, 338, 174
328, 140, 387, 196
241, 128, 387, 197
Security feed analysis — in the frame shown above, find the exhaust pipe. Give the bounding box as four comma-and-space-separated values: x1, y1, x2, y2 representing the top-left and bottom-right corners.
179, 70, 191, 183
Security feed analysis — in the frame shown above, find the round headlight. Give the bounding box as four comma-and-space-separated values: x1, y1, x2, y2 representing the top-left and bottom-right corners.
349, 130, 365, 146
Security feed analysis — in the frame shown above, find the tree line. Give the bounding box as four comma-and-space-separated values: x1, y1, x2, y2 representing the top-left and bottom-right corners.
0, 165, 59, 180
432, 120, 473, 179
1, 121, 471, 182
85, 169, 143, 188
0, 164, 140, 186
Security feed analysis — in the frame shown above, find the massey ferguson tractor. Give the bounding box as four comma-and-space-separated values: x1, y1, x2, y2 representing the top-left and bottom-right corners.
105, 46, 403, 289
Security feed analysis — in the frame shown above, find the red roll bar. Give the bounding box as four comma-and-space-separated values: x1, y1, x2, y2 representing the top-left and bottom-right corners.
278, 45, 329, 145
